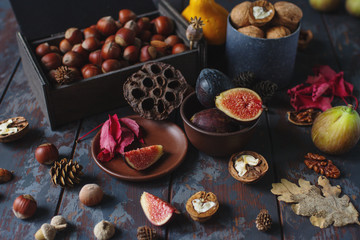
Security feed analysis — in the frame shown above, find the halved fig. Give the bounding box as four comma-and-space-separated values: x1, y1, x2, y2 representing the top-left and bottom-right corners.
215, 88, 263, 123
124, 145, 163, 170
0, 116, 29, 143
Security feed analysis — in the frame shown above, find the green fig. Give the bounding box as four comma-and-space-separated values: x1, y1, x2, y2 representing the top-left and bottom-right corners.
346, 0, 360, 17
309, 0, 341, 12
311, 105, 360, 155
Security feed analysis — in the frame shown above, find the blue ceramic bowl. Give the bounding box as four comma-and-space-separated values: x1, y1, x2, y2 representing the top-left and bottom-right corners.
225, 16, 300, 88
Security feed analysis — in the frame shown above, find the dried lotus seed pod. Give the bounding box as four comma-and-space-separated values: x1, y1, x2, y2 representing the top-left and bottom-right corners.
123, 62, 188, 120
230, 1, 252, 28
238, 25, 264, 38
272, 1, 303, 32
266, 26, 291, 39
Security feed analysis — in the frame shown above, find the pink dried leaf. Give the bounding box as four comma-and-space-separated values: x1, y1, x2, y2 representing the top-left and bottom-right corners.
116, 127, 135, 154
120, 117, 144, 143
97, 149, 114, 162
98, 114, 122, 162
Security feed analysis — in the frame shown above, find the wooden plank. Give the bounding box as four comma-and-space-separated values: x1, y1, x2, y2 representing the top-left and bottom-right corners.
0, 0, 20, 95
167, 115, 282, 239
57, 107, 171, 240
267, 1, 360, 239
0, 64, 78, 239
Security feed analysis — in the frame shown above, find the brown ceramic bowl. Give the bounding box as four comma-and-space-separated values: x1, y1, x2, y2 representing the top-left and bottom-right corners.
180, 92, 259, 157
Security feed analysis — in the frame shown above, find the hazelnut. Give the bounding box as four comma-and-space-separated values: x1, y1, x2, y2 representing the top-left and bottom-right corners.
35, 143, 59, 165
72, 44, 89, 60
65, 28, 83, 45
137, 17, 151, 32
83, 27, 102, 40
82, 64, 102, 79
105, 35, 116, 43
97, 16, 118, 37
238, 25, 264, 38
50, 46, 61, 54
140, 45, 157, 62
139, 30, 152, 43
151, 34, 165, 41
94, 220, 115, 240
124, 20, 140, 35
266, 26, 291, 39
115, 28, 135, 47
13, 194, 37, 219
154, 16, 174, 36
79, 183, 104, 206
41, 53, 62, 70
35, 43, 51, 57
82, 37, 100, 52
230, 1, 252, 28
34, 223, 56, 240
119, 9, 136, 24
102, 59, 122, 73
151, 40, 168, 57
0, 168, 12, 183
101, 41, 122, 60
123, 45, 139, 63
89, 50, 104, 66
172, 43, 188, 55
62, 51, 84, 68
59, 39, 73, 54
164, 35, 182, 47
133, 37, 142, 49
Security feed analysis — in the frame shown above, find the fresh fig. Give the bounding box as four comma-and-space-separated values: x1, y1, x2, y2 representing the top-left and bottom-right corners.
346, 0, 360, 17
215, 88, 263, 123
140, 192, 179, 226
190, 108, 240, 133
311, 104, 360, 155
196, 68, 235, 108
124, 145, 164, 170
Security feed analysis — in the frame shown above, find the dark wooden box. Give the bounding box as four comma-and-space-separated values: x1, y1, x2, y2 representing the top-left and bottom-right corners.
11, 0, 206, 129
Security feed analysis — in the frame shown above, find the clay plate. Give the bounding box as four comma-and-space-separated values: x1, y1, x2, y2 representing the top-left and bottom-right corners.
91, 115, 188, 181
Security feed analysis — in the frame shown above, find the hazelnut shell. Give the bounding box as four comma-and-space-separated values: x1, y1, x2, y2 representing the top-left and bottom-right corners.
228, 151, 268, 183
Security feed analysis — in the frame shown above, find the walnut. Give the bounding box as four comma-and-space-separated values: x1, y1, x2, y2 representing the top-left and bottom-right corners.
249, 0, 275, 27
266, 26, 291, 39
230, 1, 252, 28
287, 108, 320, 126
238, 25, 264, 38
271, 1, 303, 32
304, 153, 340, 178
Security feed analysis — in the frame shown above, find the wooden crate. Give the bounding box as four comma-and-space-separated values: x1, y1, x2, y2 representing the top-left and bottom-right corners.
12, 0, 206, 129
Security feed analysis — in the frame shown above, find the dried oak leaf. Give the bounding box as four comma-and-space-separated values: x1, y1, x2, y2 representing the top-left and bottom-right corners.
271, 176, 360, 228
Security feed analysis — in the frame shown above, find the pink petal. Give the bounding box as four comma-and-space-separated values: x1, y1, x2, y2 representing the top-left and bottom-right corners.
120, 117, 144, 143
116, 127, 135, 154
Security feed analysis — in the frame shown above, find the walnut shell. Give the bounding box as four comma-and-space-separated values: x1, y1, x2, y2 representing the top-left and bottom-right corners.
266, 26, 291, 39
123, 62, 188, 120
249, 0, 275, 27
230, 1, 252, 29
238, 25, 264, 38
0, 116, 29, 143
185, 191, 219, 222
272, 1, 303, 32
228, 151, 268, 183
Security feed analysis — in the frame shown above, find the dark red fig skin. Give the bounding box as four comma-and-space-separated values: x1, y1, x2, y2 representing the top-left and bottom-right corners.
190, 108, 240, 133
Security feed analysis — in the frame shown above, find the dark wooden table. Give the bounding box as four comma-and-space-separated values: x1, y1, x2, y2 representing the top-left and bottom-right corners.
0, 0, 359, 239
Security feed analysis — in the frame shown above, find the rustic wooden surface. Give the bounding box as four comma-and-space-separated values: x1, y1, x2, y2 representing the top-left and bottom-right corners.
1, 0, 359, 239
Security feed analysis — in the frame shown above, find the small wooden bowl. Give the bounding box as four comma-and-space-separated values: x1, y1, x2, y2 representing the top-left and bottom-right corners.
228, 150, 268, 183
0, 117, 29, 143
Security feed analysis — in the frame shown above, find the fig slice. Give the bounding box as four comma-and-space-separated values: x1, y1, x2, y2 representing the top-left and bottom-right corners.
140, 192, 179, 226
124, 145, 163, 170
215, 88, 263, 122
0, 116, 29, 143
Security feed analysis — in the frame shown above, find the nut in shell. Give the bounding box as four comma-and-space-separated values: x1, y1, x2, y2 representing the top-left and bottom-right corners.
249, 0, 275, 27
0, 168, 12, 183
123, 62, 188, 120
238, 25, 264, 38
230, 1, 252, 28
186, 191, 219, 222
228, 151, 268, 183
94, 220, 115, 240
266, 26, 291, 39
0, 116, 29, 143
298, 29, 313, 50
272, 1, 303, 32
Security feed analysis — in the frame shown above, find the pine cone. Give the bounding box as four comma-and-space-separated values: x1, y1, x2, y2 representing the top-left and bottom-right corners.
233, 71, 255, 88
255, 209, 272, 231
49, 158, 83, 188
253, 80, 278, 103
54, 66, 81, 85
137, 226, 157, 240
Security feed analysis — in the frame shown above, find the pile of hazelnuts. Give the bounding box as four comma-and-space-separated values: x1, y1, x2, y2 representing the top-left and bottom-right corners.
35, 9, 188, 84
